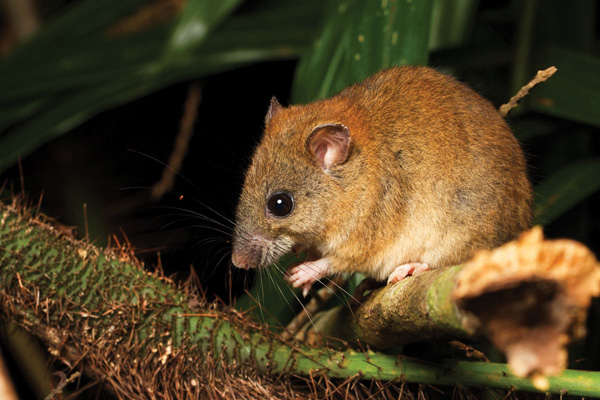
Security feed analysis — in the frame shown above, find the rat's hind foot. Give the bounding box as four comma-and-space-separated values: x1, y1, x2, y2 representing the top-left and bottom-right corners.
387, 263, 430, 285
286, 258, 331, 297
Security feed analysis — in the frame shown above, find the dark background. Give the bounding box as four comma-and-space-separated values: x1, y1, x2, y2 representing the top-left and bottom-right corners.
2, 1, 600, 299
0, 1, 599, 397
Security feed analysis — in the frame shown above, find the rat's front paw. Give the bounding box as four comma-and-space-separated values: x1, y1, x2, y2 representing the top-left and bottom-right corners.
387, 262, 430, 285
286, 258, 330, 297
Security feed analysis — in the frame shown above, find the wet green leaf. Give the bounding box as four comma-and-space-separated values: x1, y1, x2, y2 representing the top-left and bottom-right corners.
165, 0, 240, 56
292, 0, 434, 103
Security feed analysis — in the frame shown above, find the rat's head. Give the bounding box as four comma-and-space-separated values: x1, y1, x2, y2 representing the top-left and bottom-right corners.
231, 97, 352, 270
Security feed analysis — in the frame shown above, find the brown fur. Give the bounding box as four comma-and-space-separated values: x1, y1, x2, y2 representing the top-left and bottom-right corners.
232, 66, 532, 281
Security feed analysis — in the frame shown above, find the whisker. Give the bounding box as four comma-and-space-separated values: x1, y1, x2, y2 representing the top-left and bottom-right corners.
274, 259, 361, 310
127, 149, 237, 226
188, 225, 233, 238
153, 205, 234, 231
257, 266, 267, 323
214, 247, 233, 268
269, 262, 319, 334
297, 260, 361, 307
265, 265, 295, 325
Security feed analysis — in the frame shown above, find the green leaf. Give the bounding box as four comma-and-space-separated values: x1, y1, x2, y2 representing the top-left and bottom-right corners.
292, 0, 434, 103
234, 254, 304, 329
533, 158, 600, 226
0, 0, 245, 101
164, 0, 241, 56
529, 47, 600, 127
428, 0, 477, 51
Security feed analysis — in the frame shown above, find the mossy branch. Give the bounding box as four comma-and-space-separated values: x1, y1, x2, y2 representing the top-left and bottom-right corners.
308, 227, 600, 389
1, 200, 600, 398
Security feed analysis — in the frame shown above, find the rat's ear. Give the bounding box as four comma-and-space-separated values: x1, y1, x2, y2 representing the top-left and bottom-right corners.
307, 124, 351, 171
265, 96, 282, 125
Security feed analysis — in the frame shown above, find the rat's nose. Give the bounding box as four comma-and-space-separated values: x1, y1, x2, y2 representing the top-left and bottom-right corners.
231, 232, 268, 269
231, 250, 252, 270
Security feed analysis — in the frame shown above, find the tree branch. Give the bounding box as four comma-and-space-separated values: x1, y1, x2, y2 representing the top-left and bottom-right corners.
499, 66, 557, 117
1, 200, 600, 398
303, 228, 600, 390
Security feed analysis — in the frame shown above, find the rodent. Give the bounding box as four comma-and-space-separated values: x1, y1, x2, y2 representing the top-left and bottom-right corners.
231, 65, 533, 296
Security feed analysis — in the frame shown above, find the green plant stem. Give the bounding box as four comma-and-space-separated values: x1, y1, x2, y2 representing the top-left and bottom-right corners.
1, 201, 600, 397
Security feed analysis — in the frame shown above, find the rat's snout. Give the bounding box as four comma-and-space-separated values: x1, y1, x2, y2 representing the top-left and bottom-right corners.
231, 250, 253, 270
231, 232, 268, 270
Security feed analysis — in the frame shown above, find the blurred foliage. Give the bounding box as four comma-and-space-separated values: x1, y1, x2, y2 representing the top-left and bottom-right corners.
529, 46, 600, 127
0, 0, 599, 393
0, 0, 325, 168
534, 159, 600, 226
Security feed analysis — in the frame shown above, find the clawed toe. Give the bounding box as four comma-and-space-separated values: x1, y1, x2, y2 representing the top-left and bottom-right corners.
286, 267, 314, 297
285, 258, 331, 297
387, 262, 430, 285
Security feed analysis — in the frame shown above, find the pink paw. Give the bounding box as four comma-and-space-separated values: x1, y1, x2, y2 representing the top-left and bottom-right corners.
387, 263, 430, 285
286, 258, 330, 297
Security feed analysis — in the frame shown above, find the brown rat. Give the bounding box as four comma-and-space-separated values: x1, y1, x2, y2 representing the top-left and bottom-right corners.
231, 66, 532, 295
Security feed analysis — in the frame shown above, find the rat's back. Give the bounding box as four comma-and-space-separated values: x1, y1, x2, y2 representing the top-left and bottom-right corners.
338, 66, 532, 276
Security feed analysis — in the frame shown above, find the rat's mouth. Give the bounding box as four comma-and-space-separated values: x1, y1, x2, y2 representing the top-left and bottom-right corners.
290, 244, 322, 263
231, 233, 295, 270
291, 244, 308, 256
232, 233, 322, 270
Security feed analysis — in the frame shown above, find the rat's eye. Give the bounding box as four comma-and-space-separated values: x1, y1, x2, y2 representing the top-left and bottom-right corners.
267, 192, 294, 217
